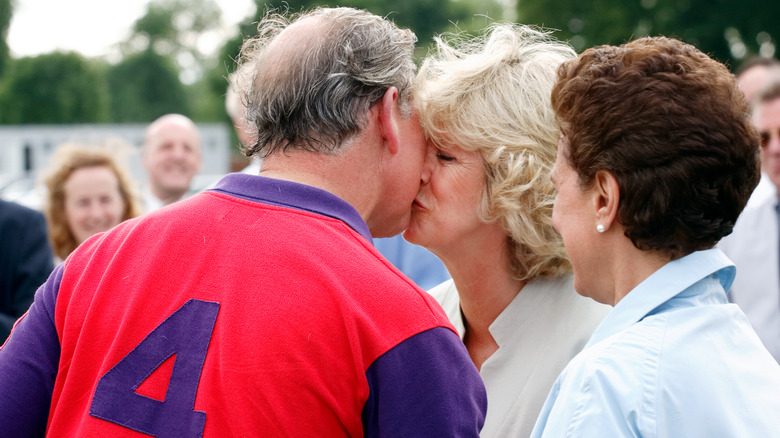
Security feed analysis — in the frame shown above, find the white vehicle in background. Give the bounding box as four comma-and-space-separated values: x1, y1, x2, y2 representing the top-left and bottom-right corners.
0, 174, 41, 210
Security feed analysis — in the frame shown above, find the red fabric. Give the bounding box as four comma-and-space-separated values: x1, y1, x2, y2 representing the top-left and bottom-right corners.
46, 191, 453, 437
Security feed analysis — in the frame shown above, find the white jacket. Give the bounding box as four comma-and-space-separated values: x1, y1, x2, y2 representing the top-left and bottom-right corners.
720, 193, 780, 362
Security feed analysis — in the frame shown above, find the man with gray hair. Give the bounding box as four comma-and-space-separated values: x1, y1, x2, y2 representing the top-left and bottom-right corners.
0, 7, 486, 436
141, 113, 203, 211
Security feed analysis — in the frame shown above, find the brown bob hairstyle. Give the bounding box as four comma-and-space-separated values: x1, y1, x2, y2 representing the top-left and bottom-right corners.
552, 36, 760, 259
43, 144, 142, 260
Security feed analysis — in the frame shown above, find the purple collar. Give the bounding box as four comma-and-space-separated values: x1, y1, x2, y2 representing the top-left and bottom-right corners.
209, 173, 373, 243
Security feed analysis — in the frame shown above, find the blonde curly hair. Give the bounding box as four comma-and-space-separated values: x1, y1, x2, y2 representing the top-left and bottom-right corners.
415, 23, 574, 280
43, 143, 142, 260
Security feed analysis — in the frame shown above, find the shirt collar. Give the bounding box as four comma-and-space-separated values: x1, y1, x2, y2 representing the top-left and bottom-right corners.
487, 276, 569, 347
585, 248, 735, 348
143, 185, 165, 212
209, 173, 373, 243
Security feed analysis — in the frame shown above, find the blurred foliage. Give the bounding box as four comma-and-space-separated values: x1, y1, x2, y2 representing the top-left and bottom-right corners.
0, 52, 110, 124
517, 0, 779, 68
217, 0, 499, 76
1, 0, 779, 126
107, 48, 190, 122
0, 0, 11, 76
123, 0, 223, 84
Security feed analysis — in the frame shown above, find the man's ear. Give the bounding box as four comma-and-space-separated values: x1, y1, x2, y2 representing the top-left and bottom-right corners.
378, 86, 401, 155
593, 169, 620, 231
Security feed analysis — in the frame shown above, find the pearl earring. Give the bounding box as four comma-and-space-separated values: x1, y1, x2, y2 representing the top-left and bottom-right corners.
596, 224, 606, 233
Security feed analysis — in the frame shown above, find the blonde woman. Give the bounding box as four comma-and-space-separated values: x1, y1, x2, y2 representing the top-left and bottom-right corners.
43, 144, 142, 260
405, 24, 609, 437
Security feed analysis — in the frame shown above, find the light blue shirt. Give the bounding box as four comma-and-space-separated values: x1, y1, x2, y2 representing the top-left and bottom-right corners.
373, 235, 449, 290
531, 249, 780, 437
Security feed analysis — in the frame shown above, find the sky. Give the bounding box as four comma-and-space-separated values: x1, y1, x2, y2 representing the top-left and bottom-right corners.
6, 0, 256, 59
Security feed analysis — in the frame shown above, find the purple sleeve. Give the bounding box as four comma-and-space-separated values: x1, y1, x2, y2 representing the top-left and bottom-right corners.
362, 326, 487, 437
0, 263, 63, 437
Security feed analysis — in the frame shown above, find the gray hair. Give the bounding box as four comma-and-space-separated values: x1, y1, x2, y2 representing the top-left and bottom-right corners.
235, 7, 417, 158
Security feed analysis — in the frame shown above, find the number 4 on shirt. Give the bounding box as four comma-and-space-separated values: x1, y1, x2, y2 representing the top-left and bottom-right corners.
90, 299, 220, 438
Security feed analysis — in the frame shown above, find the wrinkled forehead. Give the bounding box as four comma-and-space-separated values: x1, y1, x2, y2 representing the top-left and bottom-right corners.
146, 122, 201, 152
738, 66, 770, 99
754, 97, 780, 129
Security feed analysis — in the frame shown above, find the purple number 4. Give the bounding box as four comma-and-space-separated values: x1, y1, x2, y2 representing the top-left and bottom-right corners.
90, 299, 220, 438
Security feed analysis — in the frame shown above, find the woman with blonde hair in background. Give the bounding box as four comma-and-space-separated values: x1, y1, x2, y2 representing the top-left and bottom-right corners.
406, 23, 609, 437
43, 143, 142, 260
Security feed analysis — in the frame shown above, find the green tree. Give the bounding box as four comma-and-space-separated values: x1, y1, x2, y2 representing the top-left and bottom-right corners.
187, 74, 224, 121
0, 52, 110, 124
105, 0, 224, 122
107, 48, 190, 122
0, 0, 12, 76
218, 0, 489, 72
517, 0, 779, 68
337, 0, 475, 46
210, 0, 497, 105
124, 0, 222, 83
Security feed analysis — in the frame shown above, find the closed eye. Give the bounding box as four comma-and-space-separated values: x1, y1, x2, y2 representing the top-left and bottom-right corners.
436, 152, 455, 162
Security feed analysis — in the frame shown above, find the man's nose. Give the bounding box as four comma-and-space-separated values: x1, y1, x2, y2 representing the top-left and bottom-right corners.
86, 202, 104, 220
169, 144, 187, 160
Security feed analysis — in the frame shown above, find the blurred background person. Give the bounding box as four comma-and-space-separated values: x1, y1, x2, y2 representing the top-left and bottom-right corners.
141, 114, 203, 211
406, 23, 609, 436
0, 199, 54, 341
736, 56, 780, 103
42, 144, 142, 261
736, 56, 780, 209
532, 36, 780, 437
720, 78, 780, 363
